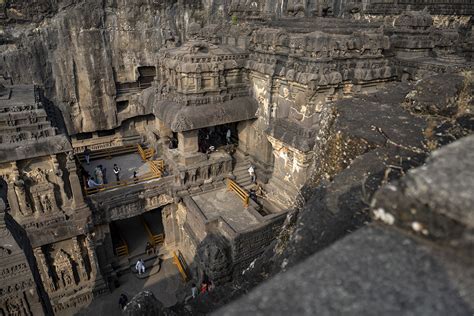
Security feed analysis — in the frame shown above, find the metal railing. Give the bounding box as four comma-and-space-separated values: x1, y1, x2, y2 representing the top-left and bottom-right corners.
137, 144, 155, 161
226, 178, 249, 207
173, 250, 189, 282
141, 216, 165, 247
84, 171, 159, 195
116, 244, 129, 257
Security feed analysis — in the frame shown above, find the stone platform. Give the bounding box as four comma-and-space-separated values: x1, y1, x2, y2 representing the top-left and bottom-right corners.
82, 152, 151, 183
192, 188, 260, 232
75, 258, 183, 316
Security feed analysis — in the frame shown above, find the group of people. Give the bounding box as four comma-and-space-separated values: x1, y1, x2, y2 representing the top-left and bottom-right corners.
198, 126, 234, 154
190, 276, 215, 300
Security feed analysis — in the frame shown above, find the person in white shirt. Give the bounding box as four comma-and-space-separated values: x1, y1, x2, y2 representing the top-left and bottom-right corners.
87, 177, 100, 188
248, 165, 256, 183
113, 164, 121, 182
226, 129, 231, 144
135, 259, 145, 275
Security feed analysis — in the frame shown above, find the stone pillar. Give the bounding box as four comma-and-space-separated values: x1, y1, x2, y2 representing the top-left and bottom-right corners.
34, 247, 57, 293
66, 153, 85, 209
178, 130, 205, 165
156, 118, 173, 140
85, 233, 100, 278
162, 205, 179, 247
7, 162, 22, 218
50, 154, 69, 207
178, 130, 199, 154
72, 237, 89, 281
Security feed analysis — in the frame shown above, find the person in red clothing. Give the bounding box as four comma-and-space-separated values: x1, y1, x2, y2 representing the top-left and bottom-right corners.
200, 282, 208, 294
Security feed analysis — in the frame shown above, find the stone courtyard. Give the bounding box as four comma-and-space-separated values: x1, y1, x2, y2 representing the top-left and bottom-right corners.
76, 258, 182, 316
0, 1, 473, 315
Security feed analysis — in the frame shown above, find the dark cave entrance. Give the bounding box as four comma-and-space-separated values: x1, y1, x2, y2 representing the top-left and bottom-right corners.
110, 207, 164, 259
198, 123, 238, 153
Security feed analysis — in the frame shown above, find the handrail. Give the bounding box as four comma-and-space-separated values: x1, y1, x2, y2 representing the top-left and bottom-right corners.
142, 216, 165, 248
137, 144, 154, 161
76, 144, 136, 161
84, 171, 159, 195
226, 178, 249, 207
115, 226, 129, 257
116, 245, 128, 257
148, 159, 164, 177
173, 251, 189, 282
153, 234, 164, 245
141, 217, 156, 246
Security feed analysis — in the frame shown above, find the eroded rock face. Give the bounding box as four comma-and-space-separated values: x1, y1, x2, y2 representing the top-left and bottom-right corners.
215, 226, 474, 316
404, 73, 471, 117
0, 1, 226, 134
124, 291, 165, 316
371, 134, 474, 254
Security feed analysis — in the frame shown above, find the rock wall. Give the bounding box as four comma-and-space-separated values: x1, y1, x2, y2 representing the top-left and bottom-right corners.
1, 0, 471, 136
0, 0, 227, 134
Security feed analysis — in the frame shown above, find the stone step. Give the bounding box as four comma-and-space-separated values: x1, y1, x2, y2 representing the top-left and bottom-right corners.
131, 256, 163, 279
235, 171, 252, 177
132, 258, 163, 279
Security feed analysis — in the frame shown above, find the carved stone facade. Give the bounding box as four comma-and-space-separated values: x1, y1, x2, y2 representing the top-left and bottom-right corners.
0, 3, 472, 315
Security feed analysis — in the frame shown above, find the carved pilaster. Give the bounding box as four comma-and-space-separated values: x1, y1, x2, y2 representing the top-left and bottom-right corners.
66, 153, 85, 208
50, 154, 69, 207
85, 234, 99, 278
7, 162, 22, 217
34, 247, 56, 293
72, 237, 89, 281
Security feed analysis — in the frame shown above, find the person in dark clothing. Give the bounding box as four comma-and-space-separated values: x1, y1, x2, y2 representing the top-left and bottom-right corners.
133, 171, 138, 183
119, 293, 128, 310
113, 164, 121, 182
249, 189, 257, 202
83, 146, 91, 165
145, 242, 154, 255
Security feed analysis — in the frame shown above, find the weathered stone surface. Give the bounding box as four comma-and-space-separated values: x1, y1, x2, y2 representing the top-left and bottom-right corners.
216, 226, 474, 316
310, 82, 427, 187
1, 2, 473, 315
372, 134, 474, 253
403, 73, 471, 117
124, 290, 165, 316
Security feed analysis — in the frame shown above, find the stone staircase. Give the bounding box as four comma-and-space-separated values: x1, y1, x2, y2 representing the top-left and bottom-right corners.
128, 245, 174, 279
233, 155, 253, 189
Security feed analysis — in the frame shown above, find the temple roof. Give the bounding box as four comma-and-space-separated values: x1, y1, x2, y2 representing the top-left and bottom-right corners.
153, 96, 258, 132
160, 40, 248, 73
0, 84, 71, 163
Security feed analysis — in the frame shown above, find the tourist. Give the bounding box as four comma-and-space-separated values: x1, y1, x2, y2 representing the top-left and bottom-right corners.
208, 280, 215, 292
249, 189, 257, 202
83, 146, 91, 165
100, 165, 108, 184
133, 171, 138, 183
200, 281, 208, 294
226, 128, 232, 144
145, 242, 154, 255
113, 164, 121, 182
206, 145, 215, 159
135, 259, 145, 275
119, 293, 128, 310
95, 166, 104, 185
248, 165, 256, 183
254, 183, 265, 198
191, 283, 198, 299
87, 177, 100, 188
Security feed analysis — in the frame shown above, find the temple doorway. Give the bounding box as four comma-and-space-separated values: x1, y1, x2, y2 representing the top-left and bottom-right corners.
110, 208, 165, 259
198, 123, 238, 153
